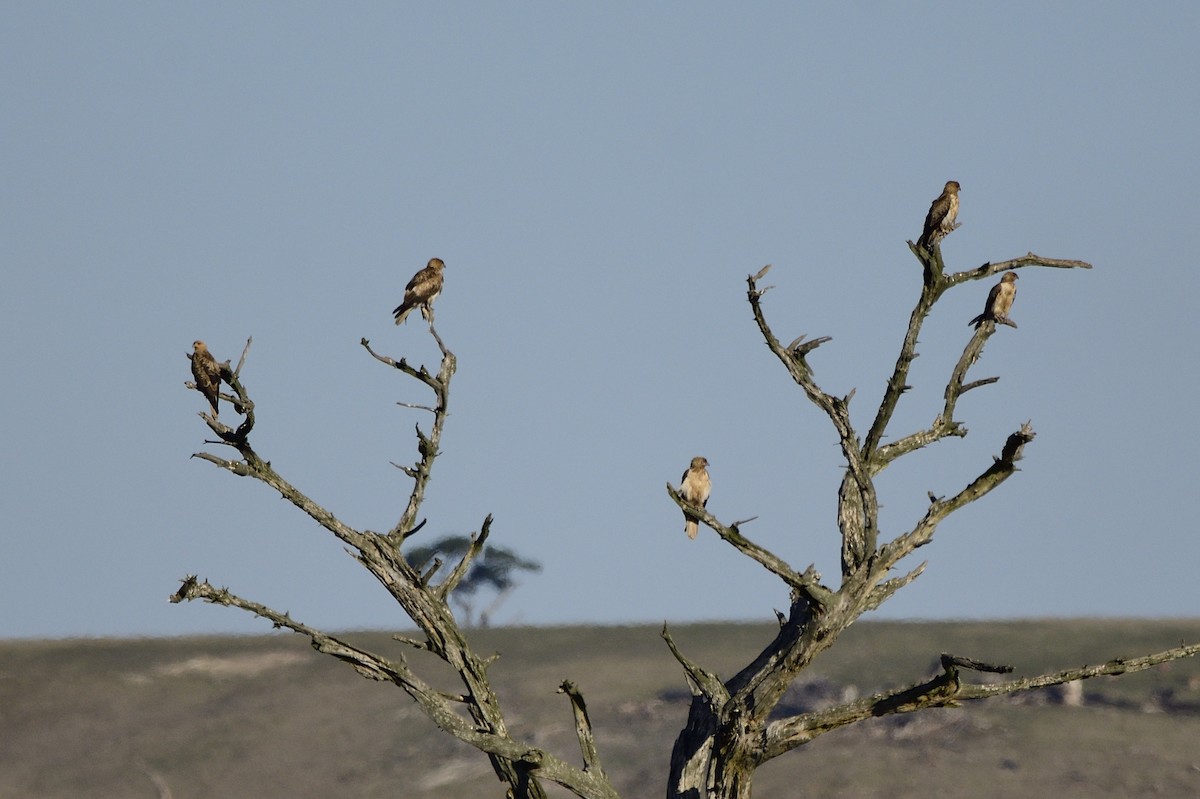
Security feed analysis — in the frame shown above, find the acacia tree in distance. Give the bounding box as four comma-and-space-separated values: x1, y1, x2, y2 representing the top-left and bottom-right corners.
407, 535, 542, 627
176, 198, 1200, 799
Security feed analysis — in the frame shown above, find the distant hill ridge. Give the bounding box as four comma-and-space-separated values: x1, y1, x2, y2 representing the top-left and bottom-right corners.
3, 619, 1199, 798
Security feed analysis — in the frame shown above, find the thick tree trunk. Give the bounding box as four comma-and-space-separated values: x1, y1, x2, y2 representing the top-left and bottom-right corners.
667, 698, 716, 797
666, 699, 755, 799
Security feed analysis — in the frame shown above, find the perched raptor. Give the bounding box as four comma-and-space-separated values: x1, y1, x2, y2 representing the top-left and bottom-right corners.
918, 180, 961, 251
393, 258, 445, 325
189, 340, 222, 417
969, 272, 1019, 328
680, 456, 712, 540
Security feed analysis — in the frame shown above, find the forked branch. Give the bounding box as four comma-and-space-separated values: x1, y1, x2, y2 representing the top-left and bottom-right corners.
360, 334, 456, 541
865, 249, 1092, 462
873, 321, 997, 466
878, 421, 1035, 572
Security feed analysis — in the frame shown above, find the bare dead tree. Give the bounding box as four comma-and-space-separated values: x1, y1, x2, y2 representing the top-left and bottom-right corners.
660, 242, 1200, 798
174, 328, 620, 799
174, 208, 1199, 799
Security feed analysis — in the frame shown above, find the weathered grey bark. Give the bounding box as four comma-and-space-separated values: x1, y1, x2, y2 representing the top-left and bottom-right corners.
661, 242, 1199, 799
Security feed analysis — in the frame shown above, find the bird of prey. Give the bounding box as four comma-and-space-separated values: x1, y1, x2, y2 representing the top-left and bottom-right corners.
393, 258, 445, 325
969, 272, 1019, 328
918, 180, 961, 251
680, 456, 712, 540
189, 340, 222, 417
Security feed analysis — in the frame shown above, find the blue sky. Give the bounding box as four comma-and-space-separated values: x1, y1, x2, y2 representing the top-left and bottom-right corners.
2, 3, 1197, 639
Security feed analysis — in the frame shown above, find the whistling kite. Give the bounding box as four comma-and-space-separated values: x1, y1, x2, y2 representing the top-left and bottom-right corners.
189, 340, 222, 417
918, 180, 961, 251
969, 272, 1019, 328
680, 456, 712, 540
393, 258, 446, 325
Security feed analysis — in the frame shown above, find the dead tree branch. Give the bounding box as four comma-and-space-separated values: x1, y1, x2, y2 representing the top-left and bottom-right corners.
763, 639, 1200, 759
665, 483, 834, 608
182, 328, 619, 799
662, 623, 730, 706
877, 421, 1034, 573
436, 516, 492, 600
866, 249, 1092, 466
169, 577, 619, 799
747, 269, 880, 579
558, 681, 608, 779
360, 335, 454, 541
